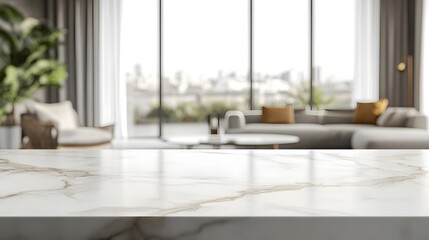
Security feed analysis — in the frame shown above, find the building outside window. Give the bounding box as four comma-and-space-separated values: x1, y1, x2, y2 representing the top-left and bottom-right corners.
120, 0, 380, 137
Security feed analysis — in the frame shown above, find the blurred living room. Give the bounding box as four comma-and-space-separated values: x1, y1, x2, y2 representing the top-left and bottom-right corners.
3, 0, 429, 239
0, 0, 428, 150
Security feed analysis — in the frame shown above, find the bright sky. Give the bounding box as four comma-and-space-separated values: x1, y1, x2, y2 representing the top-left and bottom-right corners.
120, 0, 356, 82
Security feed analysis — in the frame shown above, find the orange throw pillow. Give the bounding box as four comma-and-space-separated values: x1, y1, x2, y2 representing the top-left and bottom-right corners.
352, 99, 389, 124
261, 106, 295, 124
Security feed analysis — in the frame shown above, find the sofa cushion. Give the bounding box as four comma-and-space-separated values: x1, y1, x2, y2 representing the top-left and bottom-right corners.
405, 114, 428, 129
243, 110, 262, 124
241, 110, 321, 124
294, 110, 320, 124
58, 127, 112, 146
261, 106, 295, 124
352, 99, 389, 124
376, 107, 418, 127
26, 100, 79, 130
325, 124, 379, 148
351, 128, 429, 149
322, 110, 354, 124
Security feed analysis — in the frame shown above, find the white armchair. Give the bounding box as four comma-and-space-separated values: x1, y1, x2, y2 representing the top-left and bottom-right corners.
21, 101, 114, 149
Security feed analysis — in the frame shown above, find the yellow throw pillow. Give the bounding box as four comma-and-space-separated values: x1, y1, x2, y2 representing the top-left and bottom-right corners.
352, 99, 389, 124
261, 106, 295, 124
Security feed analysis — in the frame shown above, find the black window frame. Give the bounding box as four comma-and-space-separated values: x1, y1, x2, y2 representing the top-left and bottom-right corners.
152, 0, 341, 137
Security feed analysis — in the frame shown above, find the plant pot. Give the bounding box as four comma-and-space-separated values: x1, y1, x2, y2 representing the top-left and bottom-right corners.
0, 126, 21, 149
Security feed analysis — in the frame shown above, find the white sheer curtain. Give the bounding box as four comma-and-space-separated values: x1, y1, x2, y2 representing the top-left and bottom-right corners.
353, 0, 380, 103
98, 0, 127, 138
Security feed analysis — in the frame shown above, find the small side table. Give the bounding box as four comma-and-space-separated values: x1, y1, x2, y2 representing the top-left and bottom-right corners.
164, 134, 300, 149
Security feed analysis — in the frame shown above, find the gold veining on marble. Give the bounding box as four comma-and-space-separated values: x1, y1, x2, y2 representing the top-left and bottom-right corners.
1, 150, 429, 217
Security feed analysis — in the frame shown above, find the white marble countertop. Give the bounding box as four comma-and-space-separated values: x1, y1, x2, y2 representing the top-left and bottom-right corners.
1, 149, 429, 217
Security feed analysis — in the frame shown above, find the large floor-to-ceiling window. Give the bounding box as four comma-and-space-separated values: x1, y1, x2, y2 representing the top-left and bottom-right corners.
253, 0, 310, 109
314, 0, 379, 109
120, 0, 380, 137
121, 0, 159, 137
313, 0, 356, 109
163, 0, 249, 136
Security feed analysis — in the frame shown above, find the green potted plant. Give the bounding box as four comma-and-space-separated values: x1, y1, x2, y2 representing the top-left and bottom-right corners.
0, 4, 68, 148
289, 80, 334, 110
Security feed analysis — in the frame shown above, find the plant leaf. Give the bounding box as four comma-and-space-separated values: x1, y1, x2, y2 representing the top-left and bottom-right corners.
0, 26, 18, 53
0, 4, 68, 120
24, 45, 47, 66
21, 17, 39, 36
0, 4, 24, 26
3, 65, 20, 101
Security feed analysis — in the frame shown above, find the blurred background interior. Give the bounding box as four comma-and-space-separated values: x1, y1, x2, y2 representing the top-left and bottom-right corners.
0, 0, 429, 150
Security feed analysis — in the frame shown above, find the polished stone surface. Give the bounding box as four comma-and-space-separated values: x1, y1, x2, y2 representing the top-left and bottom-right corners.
2, 217, 429, 240
1, 149, 429, 217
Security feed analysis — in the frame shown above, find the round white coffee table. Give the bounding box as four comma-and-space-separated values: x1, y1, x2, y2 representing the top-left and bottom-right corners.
163, 134, 299, 149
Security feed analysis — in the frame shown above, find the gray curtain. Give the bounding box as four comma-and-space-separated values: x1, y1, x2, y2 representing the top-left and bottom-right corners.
46, 0, 99, 127
379, 0, 423, 108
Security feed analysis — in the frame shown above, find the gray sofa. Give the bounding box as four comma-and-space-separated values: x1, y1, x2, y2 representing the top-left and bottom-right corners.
224, 108, 429, 149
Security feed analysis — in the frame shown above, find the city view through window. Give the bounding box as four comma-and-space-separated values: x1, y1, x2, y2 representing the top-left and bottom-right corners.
121, 0, 378, 137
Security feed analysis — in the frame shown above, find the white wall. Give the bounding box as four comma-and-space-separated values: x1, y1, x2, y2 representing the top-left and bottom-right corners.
0, 0, 47, 19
